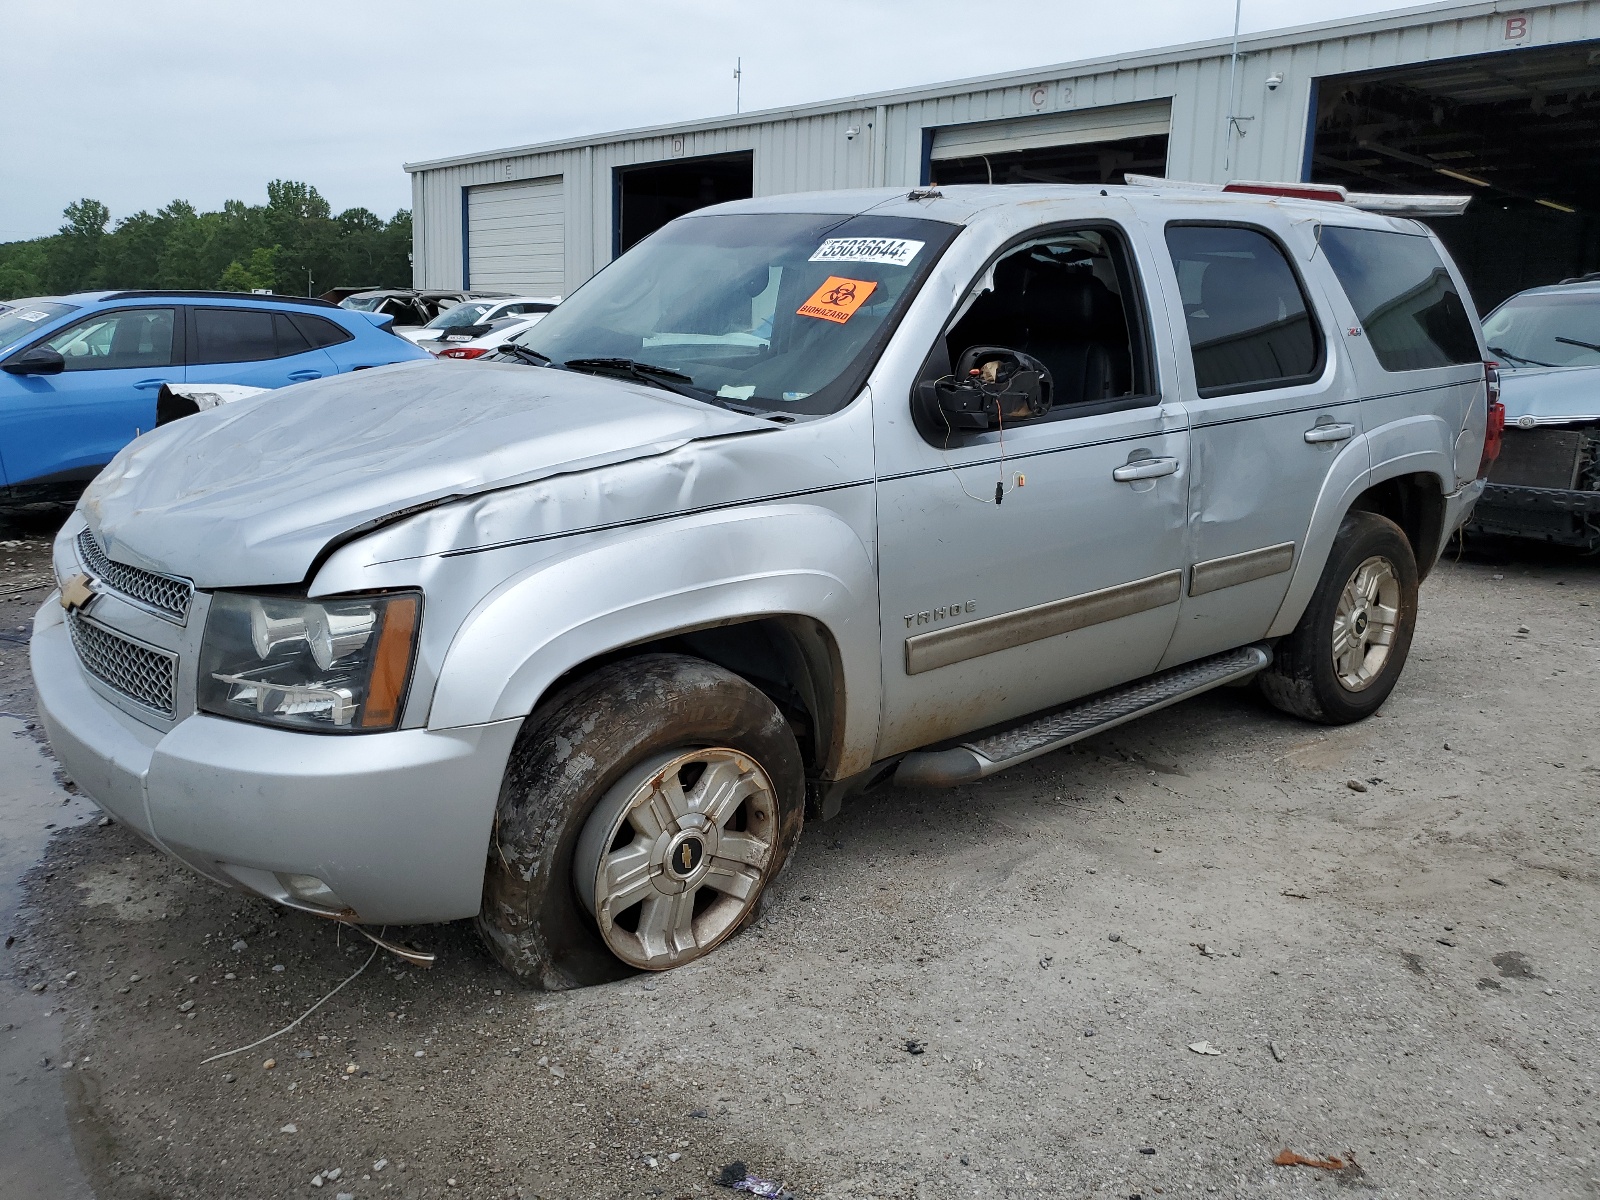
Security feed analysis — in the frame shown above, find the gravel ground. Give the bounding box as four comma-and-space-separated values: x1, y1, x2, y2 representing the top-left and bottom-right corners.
2, 511, 1597, 1200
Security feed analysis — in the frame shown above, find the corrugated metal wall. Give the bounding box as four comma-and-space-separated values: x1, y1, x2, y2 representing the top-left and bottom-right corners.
408, 1, 1600, 293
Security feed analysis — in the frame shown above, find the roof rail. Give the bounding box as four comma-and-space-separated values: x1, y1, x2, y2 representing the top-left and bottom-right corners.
102, 290, 339, 308
1123, 175, 1470, 219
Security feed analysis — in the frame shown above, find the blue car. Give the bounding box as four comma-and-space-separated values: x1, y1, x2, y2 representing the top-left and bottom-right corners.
0, 290, 430, 501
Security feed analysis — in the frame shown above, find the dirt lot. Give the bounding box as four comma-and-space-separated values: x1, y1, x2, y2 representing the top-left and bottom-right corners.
2, 509, 1597, 1200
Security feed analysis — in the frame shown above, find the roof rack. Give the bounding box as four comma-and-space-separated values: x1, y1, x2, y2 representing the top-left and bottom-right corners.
1123, 175, 1470, 219
102, 290, 339, 308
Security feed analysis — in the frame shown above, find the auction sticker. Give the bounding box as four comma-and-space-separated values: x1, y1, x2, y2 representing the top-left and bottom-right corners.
797, 277, 878, 324
810, 237, 924, 267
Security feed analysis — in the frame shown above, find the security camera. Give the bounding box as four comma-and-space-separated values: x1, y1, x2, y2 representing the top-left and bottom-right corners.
1265, 72, 1284, 90
845, 126, 860, 141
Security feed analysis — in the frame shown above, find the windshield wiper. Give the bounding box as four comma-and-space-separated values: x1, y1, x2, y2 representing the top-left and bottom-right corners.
1487, 344, 1557, 368
562, 357, 721, 405
497, 343, 551, 366
1555, 335, 1600, 354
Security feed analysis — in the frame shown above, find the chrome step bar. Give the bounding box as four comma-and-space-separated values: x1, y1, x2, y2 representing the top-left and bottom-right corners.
894, 643, 1273, 788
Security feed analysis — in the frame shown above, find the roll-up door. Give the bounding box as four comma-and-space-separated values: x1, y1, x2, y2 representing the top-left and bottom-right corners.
931, 100, 1173, 162
465, 176, 564, 293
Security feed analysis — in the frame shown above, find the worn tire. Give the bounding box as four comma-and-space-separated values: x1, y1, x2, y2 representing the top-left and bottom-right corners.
1259, 511, 1419, 725
476, 653, 805, 989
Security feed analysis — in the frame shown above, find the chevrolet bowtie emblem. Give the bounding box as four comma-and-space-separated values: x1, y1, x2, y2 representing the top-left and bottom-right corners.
59, 573, 97, 612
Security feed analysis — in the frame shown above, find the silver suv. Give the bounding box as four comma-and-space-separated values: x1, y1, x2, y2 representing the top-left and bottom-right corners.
34, 184, 1492, 988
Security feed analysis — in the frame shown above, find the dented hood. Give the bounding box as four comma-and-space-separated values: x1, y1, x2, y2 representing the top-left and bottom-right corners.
81, 360, 774, 587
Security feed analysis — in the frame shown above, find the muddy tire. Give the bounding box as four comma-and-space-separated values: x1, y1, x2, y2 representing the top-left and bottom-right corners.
477, 654, 804, 989
1259, 511, 1419, 725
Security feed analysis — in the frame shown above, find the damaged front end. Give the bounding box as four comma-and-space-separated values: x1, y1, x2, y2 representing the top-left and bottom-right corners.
1471, 421, 1600, 550
1470, 284, 1600, 551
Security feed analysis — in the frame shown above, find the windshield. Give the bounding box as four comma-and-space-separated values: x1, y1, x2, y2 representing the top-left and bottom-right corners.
1482, 292, 1600, 368
503, 212, 959, 414
340, 294, 389, 312
0, 300, 77, 353
424, 301, 494, 330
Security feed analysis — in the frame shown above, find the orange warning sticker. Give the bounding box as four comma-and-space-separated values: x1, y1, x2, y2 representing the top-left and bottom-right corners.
797, 276, 878, 324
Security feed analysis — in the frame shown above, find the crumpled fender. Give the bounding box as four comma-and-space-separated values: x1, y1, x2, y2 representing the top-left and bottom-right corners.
428, 502, 881, 778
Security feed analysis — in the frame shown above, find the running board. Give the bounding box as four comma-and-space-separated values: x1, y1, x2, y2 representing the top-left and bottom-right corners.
894, 644, 1273, 788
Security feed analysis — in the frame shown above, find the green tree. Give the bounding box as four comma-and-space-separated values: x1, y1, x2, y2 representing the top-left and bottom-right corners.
44, 197, 111, 292
218, 246, 279, 292
0, 185, 414, 302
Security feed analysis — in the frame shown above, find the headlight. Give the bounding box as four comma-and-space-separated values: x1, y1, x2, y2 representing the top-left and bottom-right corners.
197, 591, 422, 733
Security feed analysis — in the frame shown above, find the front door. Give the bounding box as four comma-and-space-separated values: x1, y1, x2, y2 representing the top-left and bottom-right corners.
0, 306, 180, 487
874, 222, 1190, 757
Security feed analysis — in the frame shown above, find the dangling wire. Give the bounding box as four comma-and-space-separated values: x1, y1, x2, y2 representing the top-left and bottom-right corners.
936, 374, 1016, 506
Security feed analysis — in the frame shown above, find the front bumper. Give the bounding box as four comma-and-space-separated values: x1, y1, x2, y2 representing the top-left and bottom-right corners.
1468, 482, 1600, 548
32, 601, 522, 925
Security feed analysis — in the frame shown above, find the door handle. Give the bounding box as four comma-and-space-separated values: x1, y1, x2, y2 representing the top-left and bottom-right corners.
133, 378, 167, 390
1112, 456, 1179, 483
287, 370, 323, 382
1304, 422, 1355, 444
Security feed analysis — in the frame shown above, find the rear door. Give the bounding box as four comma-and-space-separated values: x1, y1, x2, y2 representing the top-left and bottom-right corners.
184, 305, 338, 387
1151, 219, 1364, 668
0, 306, 180, 486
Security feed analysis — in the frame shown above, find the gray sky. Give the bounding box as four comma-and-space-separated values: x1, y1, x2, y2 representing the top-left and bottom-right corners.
5, 0, 1412, 241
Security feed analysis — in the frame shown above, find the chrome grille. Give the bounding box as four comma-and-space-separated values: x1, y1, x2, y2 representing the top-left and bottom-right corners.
77, 529, 194, 623
67, 610, 177, 717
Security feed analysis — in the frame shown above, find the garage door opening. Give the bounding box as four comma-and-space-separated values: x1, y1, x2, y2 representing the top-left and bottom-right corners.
614, 152, 754, 256
927, 99, 1171, 187
1310, 41, 1600, 310
932, 133, 1169, 186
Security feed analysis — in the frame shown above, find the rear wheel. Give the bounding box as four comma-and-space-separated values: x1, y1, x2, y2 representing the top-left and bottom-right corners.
477, 654, 804, 988
1259, 511, 1418, 724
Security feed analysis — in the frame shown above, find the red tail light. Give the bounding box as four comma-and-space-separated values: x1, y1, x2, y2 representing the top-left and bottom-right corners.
439, 346, 489, 360
1478, 360, 1505, 479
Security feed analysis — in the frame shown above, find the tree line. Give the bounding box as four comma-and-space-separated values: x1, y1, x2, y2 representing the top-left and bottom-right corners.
0, 181, 412, 301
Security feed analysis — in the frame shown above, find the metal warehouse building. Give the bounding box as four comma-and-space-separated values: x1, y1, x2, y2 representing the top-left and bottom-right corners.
406, 0, 1600, 309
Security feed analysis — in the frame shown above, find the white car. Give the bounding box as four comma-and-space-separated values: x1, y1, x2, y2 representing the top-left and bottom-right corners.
434, 312, 550, 360
401, 296, 559, 349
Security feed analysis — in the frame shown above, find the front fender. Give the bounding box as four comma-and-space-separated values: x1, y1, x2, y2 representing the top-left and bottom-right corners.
429, 503, 881, 777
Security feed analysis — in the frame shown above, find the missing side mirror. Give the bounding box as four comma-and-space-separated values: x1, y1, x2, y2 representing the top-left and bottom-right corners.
922, 345, 1053, 432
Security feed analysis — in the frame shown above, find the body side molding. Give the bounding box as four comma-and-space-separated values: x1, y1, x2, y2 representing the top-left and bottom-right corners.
1188, 541, 1296, 597
904, 569, 1183, 675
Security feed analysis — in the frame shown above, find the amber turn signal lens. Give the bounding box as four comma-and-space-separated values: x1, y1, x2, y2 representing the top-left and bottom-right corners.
360, 596, 419, 728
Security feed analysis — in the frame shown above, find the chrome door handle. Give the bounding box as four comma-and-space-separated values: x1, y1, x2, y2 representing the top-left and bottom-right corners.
1112, 456, 1179, 482
1304, 422, 1355, 444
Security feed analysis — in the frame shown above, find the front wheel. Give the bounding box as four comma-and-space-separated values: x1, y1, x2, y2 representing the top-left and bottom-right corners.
477, 654, 804, 989
1259, 511, 1419, 724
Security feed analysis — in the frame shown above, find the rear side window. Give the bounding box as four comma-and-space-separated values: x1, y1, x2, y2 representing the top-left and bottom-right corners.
1318, 226, 1479, 371
1165, 224, 1322, 396
192, 308, 320, 363
289, 313, 354, 349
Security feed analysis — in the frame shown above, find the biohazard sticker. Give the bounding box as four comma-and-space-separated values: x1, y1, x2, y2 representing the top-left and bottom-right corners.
797, 276, 878, 324
810, 237, 924, 267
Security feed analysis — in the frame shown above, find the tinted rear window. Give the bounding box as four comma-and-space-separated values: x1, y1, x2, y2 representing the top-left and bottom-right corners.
1318, 226, 1479, 371
290, 313, 354, 349
193, 307, 320, 363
